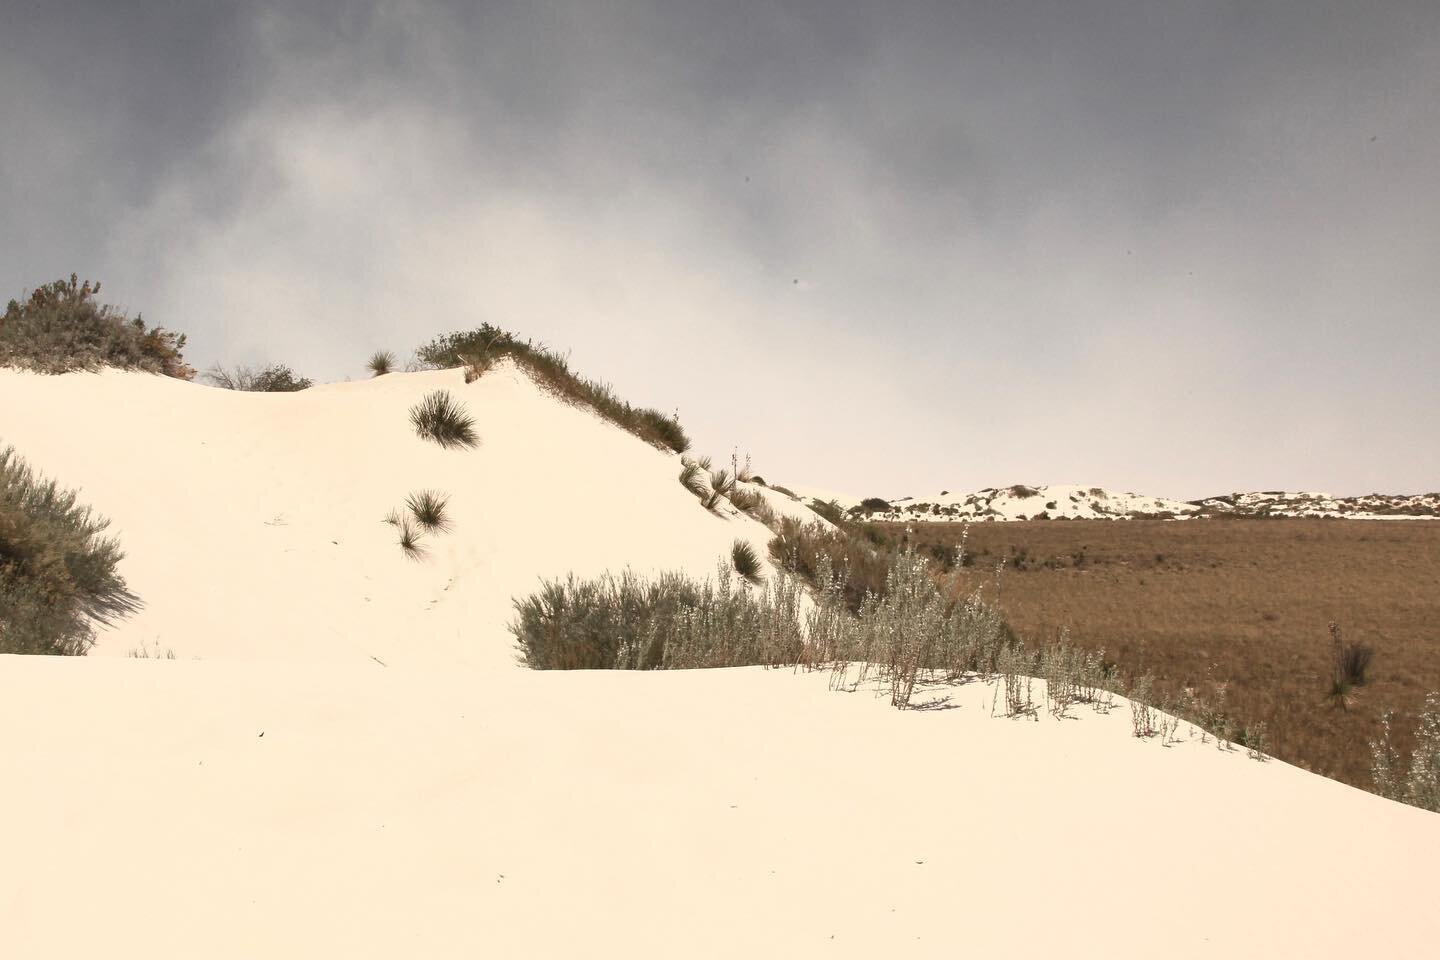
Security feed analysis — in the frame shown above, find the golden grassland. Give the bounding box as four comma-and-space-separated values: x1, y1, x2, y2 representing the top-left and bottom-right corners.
864, 518, 1440, 790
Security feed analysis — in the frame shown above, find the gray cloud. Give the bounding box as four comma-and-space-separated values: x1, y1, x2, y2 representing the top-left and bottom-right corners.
3, 1, 1438, 498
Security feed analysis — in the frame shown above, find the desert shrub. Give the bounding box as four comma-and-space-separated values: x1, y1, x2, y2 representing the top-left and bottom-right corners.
807, 498, 845, 525
1371, 693, 1440, 811
512, 564, 805, 670
0, 446, 140, 655
410, 390, 478, 449
0, 274, 193, 378
414, 326, 690, 453
205, 362, 312, 392
368, 350, 396, 377
731, 540, 764, 584
768, 517, 889, 613
856, 497, 893, 514
770, 484, 798, 498
406, 490, 451, 533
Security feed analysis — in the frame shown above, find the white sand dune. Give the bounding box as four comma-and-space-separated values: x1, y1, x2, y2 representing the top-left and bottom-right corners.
0, 361, 806, 666
3, 363, 1438, 958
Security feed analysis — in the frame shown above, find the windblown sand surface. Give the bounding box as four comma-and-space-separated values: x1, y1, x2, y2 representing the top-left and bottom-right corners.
3, 364, 1438, 958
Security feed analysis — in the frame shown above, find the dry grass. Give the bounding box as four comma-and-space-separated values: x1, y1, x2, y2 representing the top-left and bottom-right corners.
864, 518, 1440, 789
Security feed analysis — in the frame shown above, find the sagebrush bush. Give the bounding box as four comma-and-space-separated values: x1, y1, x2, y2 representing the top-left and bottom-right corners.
1, 446, 140, 655
768, 517, 890, 613
512, 564, 805, 670
807, 498, 845, 525
414, 326, 690, 453
368, 350, 395, 377
407, 489, 451, 533
410, 390, 478, 449
0, 275, 193, 378
731, 540, 764, 584
1371, 693, 1440, 812
205, 362, 312, 392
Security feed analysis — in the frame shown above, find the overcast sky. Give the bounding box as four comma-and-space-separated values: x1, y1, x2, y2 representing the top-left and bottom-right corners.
3, 1, 1437, 499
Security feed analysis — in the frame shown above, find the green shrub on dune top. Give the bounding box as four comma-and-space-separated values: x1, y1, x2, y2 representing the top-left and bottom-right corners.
0, 446, 140, 655
414, 325, 690, 454
1, 275, 193, 378
205, 363, 312, 392
410, 390, 478, 449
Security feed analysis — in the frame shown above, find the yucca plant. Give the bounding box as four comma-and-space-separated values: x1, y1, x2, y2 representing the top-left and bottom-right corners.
407, 489, 451, 533
704, 468, 735, 511
396, 517, 426, 561
410, 389, 478, 449
367, 350, 396, 377
678, 457, 709, 500
1328, 621, 1373, 709
382, 508, 401, 526
728, 487, 761, 514
731, 539, 764, 585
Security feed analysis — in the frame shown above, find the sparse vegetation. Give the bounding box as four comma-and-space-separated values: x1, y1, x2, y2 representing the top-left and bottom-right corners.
1, 275, 193, 378
414, 326, 690, 453
731, 540, 764, 584
407, 490, 451, 533
861, 517, 1440, 789
807, 498, 845, 525
1, 446, 140, 655
205, 363, 312, 392
368, 350, 396, 377
410, 389, 478, 449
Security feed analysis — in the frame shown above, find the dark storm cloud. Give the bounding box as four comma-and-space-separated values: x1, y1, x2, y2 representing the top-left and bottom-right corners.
3, 1, 1438, 497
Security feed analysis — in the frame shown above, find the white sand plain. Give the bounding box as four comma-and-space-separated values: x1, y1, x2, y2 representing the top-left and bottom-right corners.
3, 363, 1438, 958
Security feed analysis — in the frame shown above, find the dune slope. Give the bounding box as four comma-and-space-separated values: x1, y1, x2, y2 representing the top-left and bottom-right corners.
2, 363, 1438, 958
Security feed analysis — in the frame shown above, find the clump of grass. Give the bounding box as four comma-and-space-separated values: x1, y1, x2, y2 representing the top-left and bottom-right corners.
731, 540, 764, 585
367, 350, 396, 377
413, 326, 690, 453
127, 642, 176, 659
396, 517, 426, 561
407, 490, 451, 533
1, 274, 194, 378
383, 508, 401, 526
1, 445, 141, 655
410, 389, 478, 449
205, 362, 312, 392
1328, 621, 1373, 708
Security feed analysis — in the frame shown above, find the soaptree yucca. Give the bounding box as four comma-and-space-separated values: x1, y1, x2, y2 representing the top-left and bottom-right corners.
731, 540, 764, 585
410, 390, 478, 449
0, 446, 140, 655
407, 489, 451, 533
367, 350, 395, 377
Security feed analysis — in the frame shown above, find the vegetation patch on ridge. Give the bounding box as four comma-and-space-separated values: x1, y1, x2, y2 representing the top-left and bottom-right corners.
414, 325, 689, 454
1, 275, 193, 379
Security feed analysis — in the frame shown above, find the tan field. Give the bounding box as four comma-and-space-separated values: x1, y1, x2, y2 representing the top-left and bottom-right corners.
866, 518, 1440, 790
